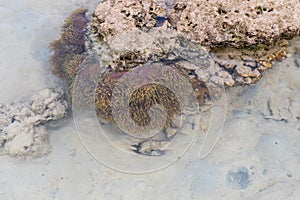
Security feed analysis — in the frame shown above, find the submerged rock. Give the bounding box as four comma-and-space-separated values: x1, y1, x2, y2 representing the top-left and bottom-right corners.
211, 39, 288, 85
226, 167, 252, 190
91, 0, 300, 48
91, 0, 169, 40
0, 88, 68, 157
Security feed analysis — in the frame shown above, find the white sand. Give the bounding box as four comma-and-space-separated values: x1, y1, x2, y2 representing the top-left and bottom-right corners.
0, 0, 300, 199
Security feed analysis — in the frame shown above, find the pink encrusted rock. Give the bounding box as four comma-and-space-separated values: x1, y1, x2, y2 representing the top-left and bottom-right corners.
169, 0, 300, 48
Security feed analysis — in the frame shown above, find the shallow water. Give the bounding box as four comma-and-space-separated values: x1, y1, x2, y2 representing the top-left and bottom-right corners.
0, 0, 99, 103
0, 1, 300, 199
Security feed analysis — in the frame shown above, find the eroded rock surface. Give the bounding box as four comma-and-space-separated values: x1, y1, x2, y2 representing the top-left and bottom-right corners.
89, 0, 299, 88
169, 0, 300, 48
0, 88, 68, 157
91, 0, 169, 39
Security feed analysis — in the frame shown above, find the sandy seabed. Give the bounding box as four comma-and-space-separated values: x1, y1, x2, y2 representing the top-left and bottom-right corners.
0, 0, 300, 199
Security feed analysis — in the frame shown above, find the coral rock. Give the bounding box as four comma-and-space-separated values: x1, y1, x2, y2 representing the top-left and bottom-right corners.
0, 88, 68, 157
169, 0, 300, 48
92, 0, 168, 40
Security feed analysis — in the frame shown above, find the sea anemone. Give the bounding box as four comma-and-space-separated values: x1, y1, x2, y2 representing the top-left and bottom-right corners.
92, 56, 209, 138
61, 8, 89, 46
94, 69, 182, 129
49, 8, 88, 81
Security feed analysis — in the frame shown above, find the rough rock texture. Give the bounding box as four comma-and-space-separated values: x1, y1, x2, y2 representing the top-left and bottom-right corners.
169, 0, 300, 48
86, 28, 179, 72
211, 39, 288, 85
50, 1, 300, 155
89, 0, 299, 87
0, 88, 68, 157
91, 0, 170, 39
87, 0, 177, 75
92, 0, 300, 48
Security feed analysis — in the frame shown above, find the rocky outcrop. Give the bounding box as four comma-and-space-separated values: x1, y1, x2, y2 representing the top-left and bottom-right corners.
0, 88, 68, 157
92, 0, 300, 48
89, 0, 299, 86
48, 1, 300, 155
169, 0, 300, 48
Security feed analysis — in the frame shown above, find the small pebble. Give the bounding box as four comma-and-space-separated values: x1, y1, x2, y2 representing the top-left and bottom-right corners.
286, 171, 293, 178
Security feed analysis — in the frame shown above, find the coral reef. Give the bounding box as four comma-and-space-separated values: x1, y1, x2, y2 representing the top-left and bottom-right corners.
0, 88, 68, 157
49, 1, 300, 155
